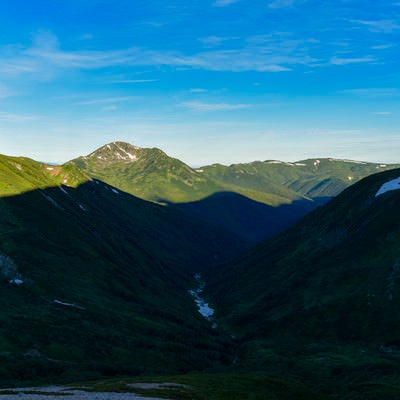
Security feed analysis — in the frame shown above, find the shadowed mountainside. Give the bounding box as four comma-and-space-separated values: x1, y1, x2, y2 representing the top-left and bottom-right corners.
207, 168, 400, 399
0, 174, 247, 385
169, 192, 329, 243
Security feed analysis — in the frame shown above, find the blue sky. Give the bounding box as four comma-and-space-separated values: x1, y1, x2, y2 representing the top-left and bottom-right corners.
0, 0, 399, 165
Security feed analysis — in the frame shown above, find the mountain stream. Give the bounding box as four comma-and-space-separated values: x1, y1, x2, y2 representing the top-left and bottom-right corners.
188, 273, 216, 323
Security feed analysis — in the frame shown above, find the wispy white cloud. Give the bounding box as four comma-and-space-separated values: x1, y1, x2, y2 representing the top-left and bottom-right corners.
180, 101, 253, 111
75, 96, 138, 106
0, 84, 16, 99
102, 105, 118, 111
78, 34, 94, 41
199, 36, 239, 47
0, 111, 40, 122
111, 79, 159, 83
213, 0, 241, 7
190, 88, 208, 93
268, 0, 296, 9
186, 49, 295, 72
0, 30, 384, 80
337, 88, 400, 97
372, 111, 391, 115
0, 31, 310, 75
330, 56, 375, 65
371, 43, 395, 50
350, 19, 400, 33
141, 21, 166, 27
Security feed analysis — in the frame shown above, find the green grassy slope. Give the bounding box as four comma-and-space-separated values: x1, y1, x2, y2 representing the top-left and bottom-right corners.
0, 154, 88, 195
71, 141, 226, 203
200, 158, 400, 199
208, 168, 400, 398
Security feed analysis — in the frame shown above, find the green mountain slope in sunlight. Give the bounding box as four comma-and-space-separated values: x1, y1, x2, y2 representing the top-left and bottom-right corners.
0, 154, 88, 195
71, 141, 226, 203
199, 158, 400, 200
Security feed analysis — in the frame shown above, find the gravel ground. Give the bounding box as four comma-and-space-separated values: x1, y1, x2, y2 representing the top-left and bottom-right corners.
0, 386, 169, 400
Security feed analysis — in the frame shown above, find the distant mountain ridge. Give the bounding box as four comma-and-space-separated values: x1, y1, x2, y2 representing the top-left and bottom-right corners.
70, 142, 400, 242
199, 157, 398, 200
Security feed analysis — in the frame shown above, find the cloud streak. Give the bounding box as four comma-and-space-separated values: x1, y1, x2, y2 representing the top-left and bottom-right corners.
0, 111, 40, 122
350, 19, 400, 33
199, 36, 239, 47
213, 0, 241, 7
0, 30, 386, 83
75, 96, 138, 105
180, 101, 253, 111
0, 32, 316, 76
268, 0, 298, 8
337, 88, 400, 97
111, 79, 159, 83
330, 56, 375, 65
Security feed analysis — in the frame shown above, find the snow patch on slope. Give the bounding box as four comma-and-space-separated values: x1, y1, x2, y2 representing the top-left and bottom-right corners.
59, 186, 69, 195
375, 177, 400, 197
40, 191, 64, 210
0, 253, 24, 285
54, 299, 85, 310
329, 158, 368, 164
113, 142, 138, 161
9, 278, 24, 285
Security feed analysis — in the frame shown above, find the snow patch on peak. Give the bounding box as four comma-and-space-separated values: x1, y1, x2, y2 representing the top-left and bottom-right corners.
113, 142, 138, 161
375, 177, 400, 197
91, 142, 139, 162
329, 158, 368, 165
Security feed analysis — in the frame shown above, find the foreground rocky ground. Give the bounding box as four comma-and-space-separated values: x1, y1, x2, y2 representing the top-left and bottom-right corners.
0, 384, 178, 399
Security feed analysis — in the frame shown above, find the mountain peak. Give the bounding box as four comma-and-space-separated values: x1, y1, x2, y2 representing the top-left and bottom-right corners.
86, 141, 142, 162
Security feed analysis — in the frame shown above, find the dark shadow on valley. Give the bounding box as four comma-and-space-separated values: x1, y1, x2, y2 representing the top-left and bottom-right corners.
160, 191, 333, 243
